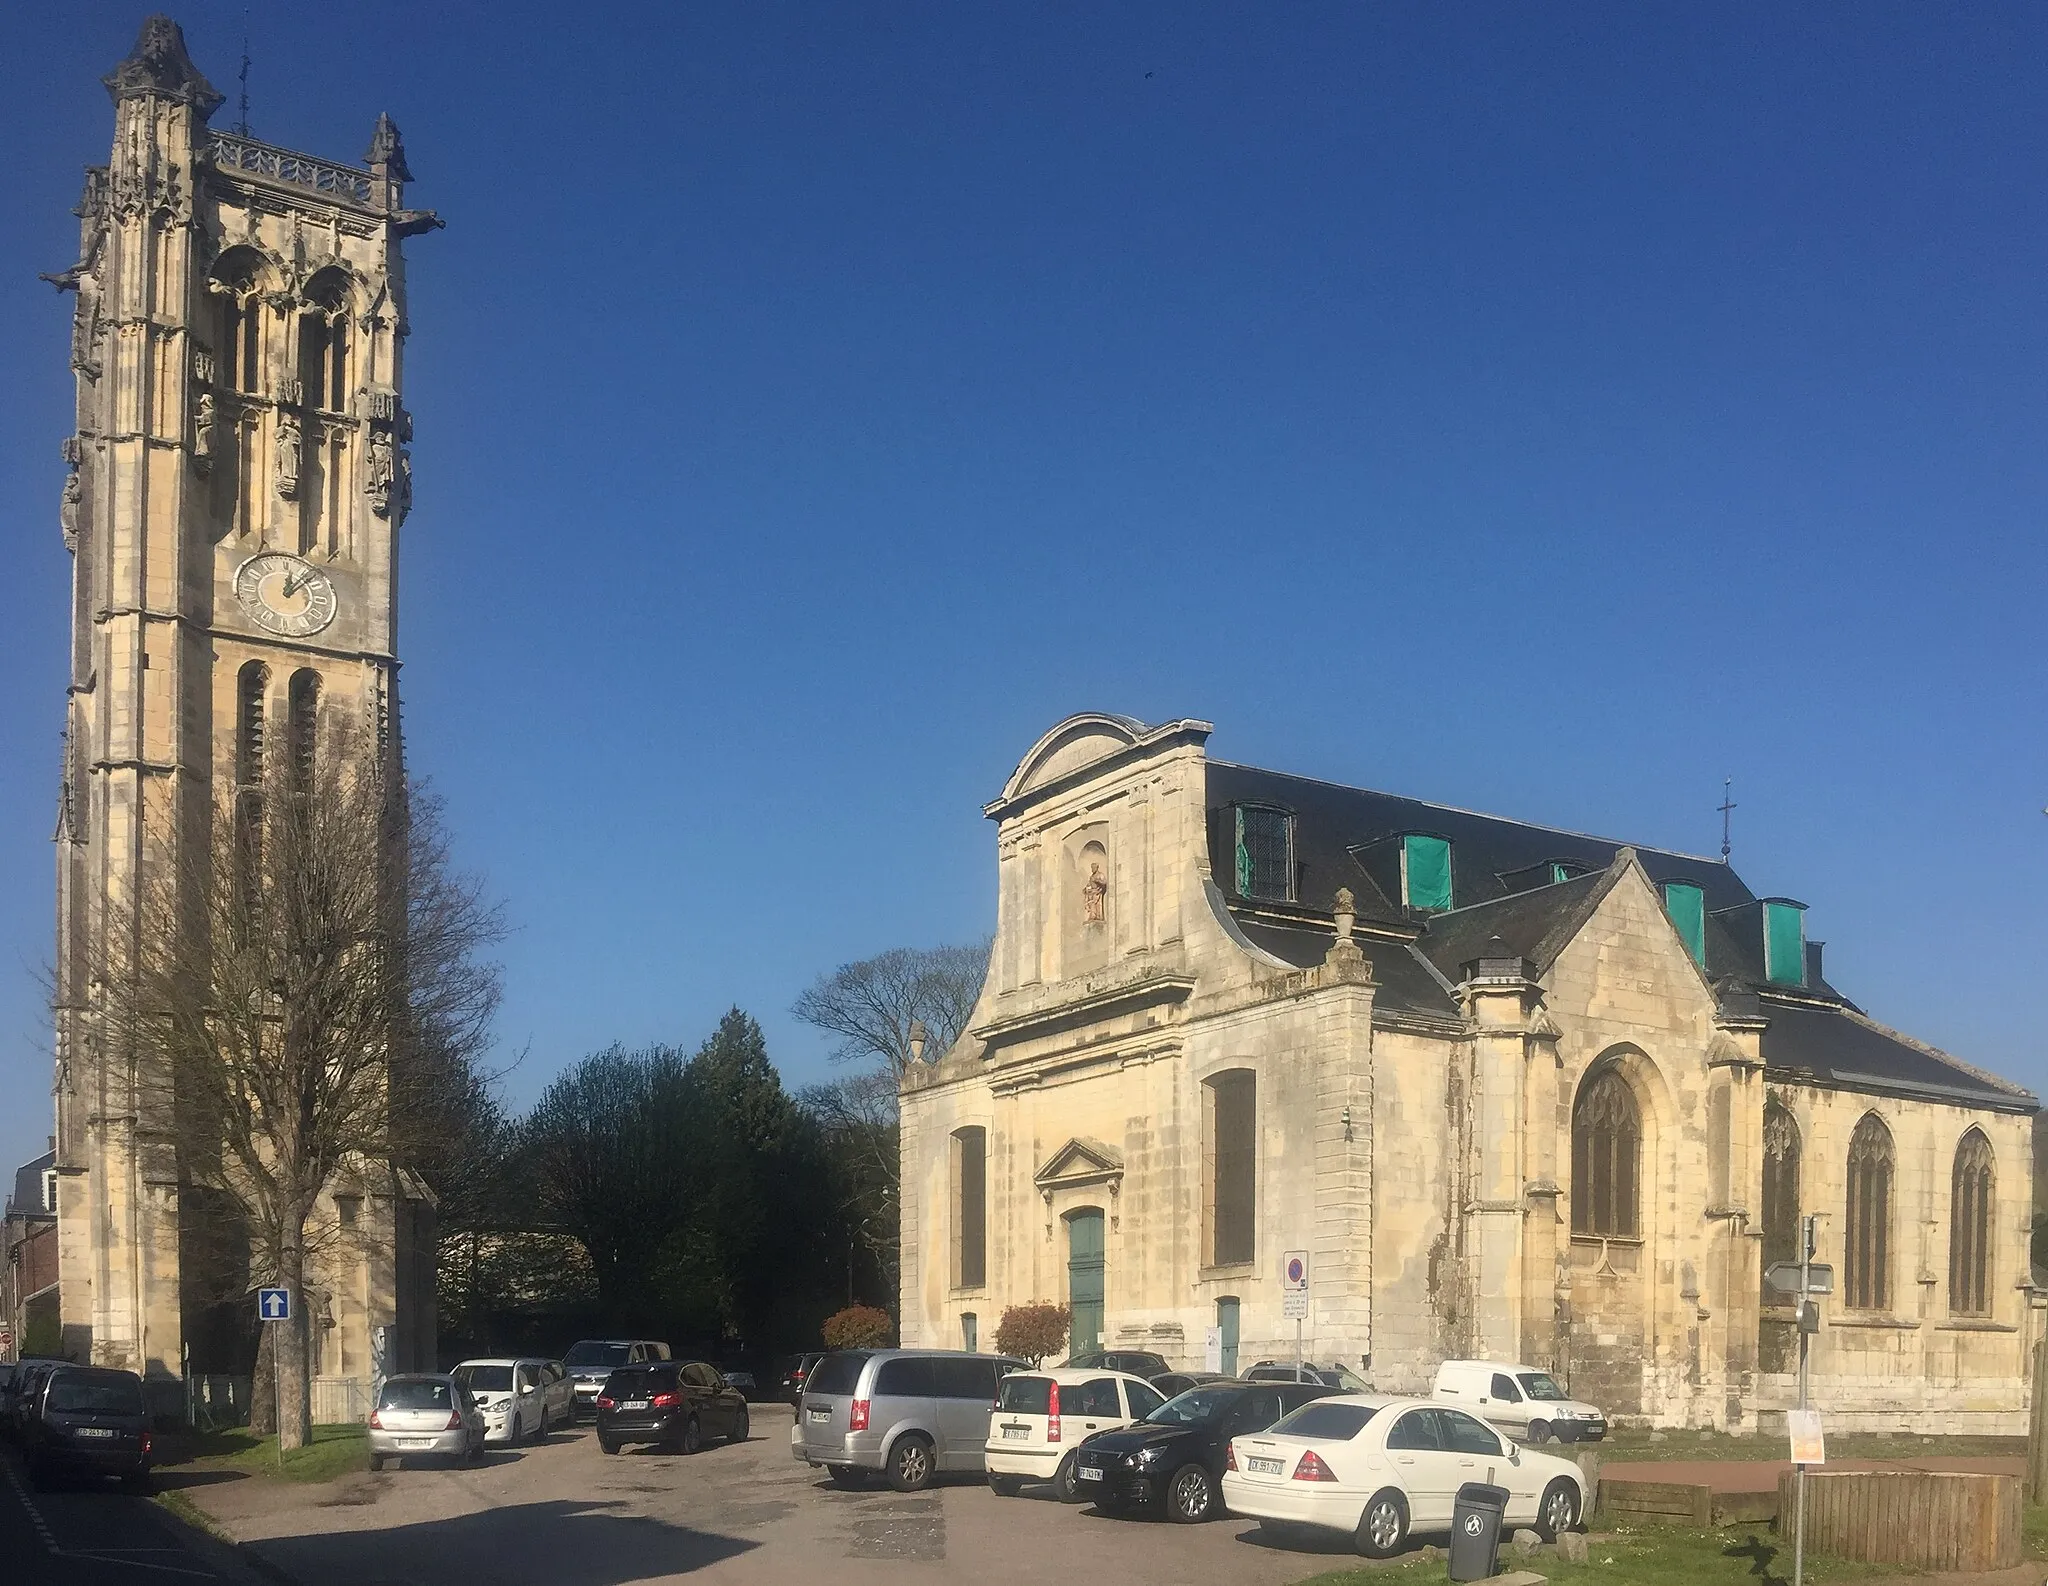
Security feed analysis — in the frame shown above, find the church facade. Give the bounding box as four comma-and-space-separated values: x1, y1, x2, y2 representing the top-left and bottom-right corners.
900, 714, 2040, 1431
45, 18, 437, 1393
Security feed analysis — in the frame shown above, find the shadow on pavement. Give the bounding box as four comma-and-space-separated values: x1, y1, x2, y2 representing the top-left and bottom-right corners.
149, 1467, 251, 1491
249, 1498, 758, 1585
1230, 1520, 1355, 1555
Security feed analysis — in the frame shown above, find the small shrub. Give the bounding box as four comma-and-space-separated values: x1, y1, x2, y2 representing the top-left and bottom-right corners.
993, 1303, 1071, 1367
822, 1304, 894, 1350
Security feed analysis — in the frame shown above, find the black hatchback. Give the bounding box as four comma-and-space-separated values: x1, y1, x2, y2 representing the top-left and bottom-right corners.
595, 1361, 749, 1455
1073, 1379, 1333, 1523
22, 1366, 153, 1489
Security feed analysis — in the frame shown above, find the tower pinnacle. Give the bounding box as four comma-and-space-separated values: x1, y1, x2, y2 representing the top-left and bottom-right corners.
103, 15, 224, 116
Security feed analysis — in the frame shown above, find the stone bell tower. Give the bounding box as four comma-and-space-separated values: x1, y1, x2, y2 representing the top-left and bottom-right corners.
48, 15, 441, 1381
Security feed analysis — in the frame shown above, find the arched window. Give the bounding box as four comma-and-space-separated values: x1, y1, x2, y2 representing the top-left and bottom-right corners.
235, 661, 268, 884
951, 1126, 986, 1290
1206, 1069, 1256, 1265
297, 272, 351, 412
1760, 1098, 1802, 1275
213, 254, 264, 395
286, 669, 320, 793
1844, 1113, 1894, 1311
1949, 1129, 1995, 1318
1571, 1067, 1640, 1237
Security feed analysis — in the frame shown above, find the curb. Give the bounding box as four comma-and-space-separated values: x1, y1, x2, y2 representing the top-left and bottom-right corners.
149, 1490, 306, 1586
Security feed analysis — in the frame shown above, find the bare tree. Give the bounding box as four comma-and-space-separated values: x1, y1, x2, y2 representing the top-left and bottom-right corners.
791, 941, 990, 1083
105, 726, 501, 1449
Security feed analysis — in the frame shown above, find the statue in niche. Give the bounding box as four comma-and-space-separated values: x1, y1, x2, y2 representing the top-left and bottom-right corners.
1082, 860, 1108, 924
365, 427, 395, 516
192, 388, 217, 469
274, 408, 301, 500
60, 463, 83, 550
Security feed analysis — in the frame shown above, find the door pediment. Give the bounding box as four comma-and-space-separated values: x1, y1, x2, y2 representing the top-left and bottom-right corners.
1034, 1136, 1124, 1192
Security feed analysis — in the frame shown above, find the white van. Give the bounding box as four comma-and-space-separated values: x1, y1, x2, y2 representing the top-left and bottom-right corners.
1432, 1360, 1606, 1444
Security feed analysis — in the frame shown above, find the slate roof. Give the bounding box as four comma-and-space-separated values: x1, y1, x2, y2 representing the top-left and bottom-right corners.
1203, 759, 2033, 1112
8, 1150, 54, 1221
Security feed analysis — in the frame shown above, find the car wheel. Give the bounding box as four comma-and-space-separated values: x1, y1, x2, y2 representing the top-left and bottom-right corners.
988, 1473, 1023, 1497
1355, 1489, 1409, 1559
729, 1406, 749, 1444
599, 1434, 621, 1455
368, 1454, 385, 1472
681, 1415, 703, 1456
1535, 1477, 1580, 1543
827, 1464, 866, 1488
1166, 1463, 1215, 1523
1052, 1453, 1081, 1503
886, 1434, 935, 1493
1525, 1420, 1551, 1445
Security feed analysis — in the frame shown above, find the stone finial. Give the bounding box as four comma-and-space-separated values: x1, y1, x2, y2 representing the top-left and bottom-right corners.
1323, 887, 1372, 982
365, 113, 413, 183
103, 16, 224, 117
907, 1018, 929, 1065
1333, 887, 1356, 942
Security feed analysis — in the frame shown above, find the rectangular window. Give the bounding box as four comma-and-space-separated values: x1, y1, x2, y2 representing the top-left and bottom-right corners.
961, 1313, 978, 1353
1209, 1071, 1257, 1266
42, 1169, 58, 1214
1764, 901, 1806, 986
1234, 806, 1294, 901
1401, 834, 1453, 912
954, 1127, 986, 1289
1663, 882, 1706, 966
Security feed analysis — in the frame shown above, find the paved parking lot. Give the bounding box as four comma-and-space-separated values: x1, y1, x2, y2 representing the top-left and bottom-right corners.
188, 1404, 1355, 1586
1, 1441, 265, 1586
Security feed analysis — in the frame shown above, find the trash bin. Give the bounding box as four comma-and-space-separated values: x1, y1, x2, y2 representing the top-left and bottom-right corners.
1447, 1481, 1511, 1582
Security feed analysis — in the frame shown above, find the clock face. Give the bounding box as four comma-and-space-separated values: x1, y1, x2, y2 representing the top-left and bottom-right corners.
234, 553, 338, 638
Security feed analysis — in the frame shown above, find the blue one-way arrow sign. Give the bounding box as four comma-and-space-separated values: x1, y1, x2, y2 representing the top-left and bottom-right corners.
258, 1287, 291, 1322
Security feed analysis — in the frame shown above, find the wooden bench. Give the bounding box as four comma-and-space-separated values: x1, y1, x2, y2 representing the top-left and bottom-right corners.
1776, 1470, 2020, 1572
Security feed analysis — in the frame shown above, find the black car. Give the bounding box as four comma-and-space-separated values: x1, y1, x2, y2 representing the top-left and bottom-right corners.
781, 1352, 825, 1407
595, 1360, 748, 1455
1149, 1370, 1230, 1399
5, 1359, 67, 1440
1062, 1349, 1173, 1380
22, 1366, 153, 1489
1073, 1378, 1333, 1523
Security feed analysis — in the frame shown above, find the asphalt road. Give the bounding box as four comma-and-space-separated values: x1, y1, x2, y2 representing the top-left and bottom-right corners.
0, 1440, 265, 1586
189, 1404, 1357, 1586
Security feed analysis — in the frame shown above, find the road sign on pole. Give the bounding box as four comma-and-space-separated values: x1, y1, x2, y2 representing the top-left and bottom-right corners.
258, 1287, 291, 1323
1765, 1261, 1834, 1297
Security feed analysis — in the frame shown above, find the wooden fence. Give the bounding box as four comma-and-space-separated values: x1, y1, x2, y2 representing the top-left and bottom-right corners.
1776, 1470, 2021, 1573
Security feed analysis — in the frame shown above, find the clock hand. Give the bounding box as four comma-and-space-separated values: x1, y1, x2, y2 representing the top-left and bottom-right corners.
282, 568, 303, 597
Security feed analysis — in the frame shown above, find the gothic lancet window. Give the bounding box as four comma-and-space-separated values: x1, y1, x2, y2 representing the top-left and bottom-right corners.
952, 1126, 986, 1290
214, 255, 264, 395
298, 273, 351, 413
1844, 1113, 1894, 1311
235, 661, 268, 885
1571, 1067, 1640, 1237
1207, 1069, 1257, 1266
286, 669, 320, 794
1760, 1098, 1802, 1275
1948, 1129, 1995, 1318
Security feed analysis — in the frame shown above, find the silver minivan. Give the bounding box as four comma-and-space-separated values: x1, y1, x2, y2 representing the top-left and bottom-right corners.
794, 1349, 1025, 1492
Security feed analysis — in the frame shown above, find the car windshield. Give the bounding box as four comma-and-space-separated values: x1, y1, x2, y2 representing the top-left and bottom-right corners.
46, 1375, 144, 1415
564, 1342, 632, 1367
1272, 1402, 1378, 1440
453, 1365, 514, 1394
379, 1379, 454, 1411
1143, 1385, 1243, 1425
1323, 1364, 1372, 1392
996, 1376, 1052, 1414
1518, 1373, 1567, 1402
806, 1353, 869, 1397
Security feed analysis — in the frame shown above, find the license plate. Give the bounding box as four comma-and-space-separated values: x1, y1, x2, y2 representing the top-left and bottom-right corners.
1247, 1457, 1284, 1475
1001, 1425, 1030, 1440
398, 1438, 437, 1449
75, 1427, 115, 1439
1078, 1465, 1103, 1481
809, 1408, 830, 1422
621, 1400, 649, 1411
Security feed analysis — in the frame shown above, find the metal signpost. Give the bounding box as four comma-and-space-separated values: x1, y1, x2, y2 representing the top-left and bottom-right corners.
1763, 1218, 1828, 1586
258, 1287, 291, 1467
1282, 1250, 1310, 1376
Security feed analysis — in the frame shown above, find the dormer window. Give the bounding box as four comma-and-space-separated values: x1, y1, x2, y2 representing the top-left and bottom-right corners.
1401, 834, 1453, 912
1662, 882, 1706, 966
42, 1168, 58, 1214
1233, 805, 1294, 902
1763, 899, 1807, 987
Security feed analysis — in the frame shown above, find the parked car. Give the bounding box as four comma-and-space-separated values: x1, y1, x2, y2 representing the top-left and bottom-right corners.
1247, 1360, 1373, 1390
561, 1338, 670, 1419
1073, 1378, 1334, 1523
1061, 1349, 1173, 1380
721, 1370, 759, 1400
795, 1349, 1026, 1492
1431, 1360, 1606, 1444
452, 1358, 573, 1445
1150, 1370, 1230, 1399
6, 1359, 68, 1441
1223, 1395, 1586, 1557
596, 1360, 749, 1455
984, 1368, 1166, 1501
367, 1374, 486, 1470
781, 1352, 824, 1406
20, 1365, 153, 1490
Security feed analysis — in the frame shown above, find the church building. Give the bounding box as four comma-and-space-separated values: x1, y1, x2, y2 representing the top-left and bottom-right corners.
900, 714, 2040, 1431
44, 18, 438, 1398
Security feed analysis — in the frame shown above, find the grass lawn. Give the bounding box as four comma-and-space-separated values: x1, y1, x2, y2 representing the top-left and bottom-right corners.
177, 1422, 369, 1484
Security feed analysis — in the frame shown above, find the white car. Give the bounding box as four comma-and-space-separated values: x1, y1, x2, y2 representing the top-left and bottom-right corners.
451, 1357, 574, 1445
1432, 1359, 1606, 1444
1222, 1394, 1585, 1558
984, 1368, 1168, 1501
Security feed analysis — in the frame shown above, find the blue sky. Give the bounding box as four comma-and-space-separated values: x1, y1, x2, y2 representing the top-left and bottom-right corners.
3, 3, 2045, 1181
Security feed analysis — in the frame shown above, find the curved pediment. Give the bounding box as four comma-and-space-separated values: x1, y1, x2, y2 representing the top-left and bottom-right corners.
993, 713, 1214, 811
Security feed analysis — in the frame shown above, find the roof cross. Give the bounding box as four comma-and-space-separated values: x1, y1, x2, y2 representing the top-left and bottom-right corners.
1719, 777, 1736, 861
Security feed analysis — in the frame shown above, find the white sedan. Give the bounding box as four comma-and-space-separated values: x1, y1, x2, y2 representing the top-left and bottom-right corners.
1222, 1394, 1585, 1558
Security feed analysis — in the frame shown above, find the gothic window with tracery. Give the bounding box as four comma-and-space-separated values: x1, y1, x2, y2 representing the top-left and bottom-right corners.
1760, 1098, 1802, 1274
1949, 1128, 1995, 1318
286, 669, 320, 793
1571, 1067, 1640, 1237
215, 256, 264, 395
298, 272, 351, 413
1844, 1112, 1894, 1311
235, 661, 268, 884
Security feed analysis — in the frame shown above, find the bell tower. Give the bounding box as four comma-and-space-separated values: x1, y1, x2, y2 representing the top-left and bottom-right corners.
49, 15, 440, 1378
